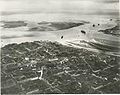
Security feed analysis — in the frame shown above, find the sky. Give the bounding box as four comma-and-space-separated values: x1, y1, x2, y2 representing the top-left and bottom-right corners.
0, 0, 119, 15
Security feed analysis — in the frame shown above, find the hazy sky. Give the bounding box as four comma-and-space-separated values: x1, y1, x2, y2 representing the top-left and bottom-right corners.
0, 0, 119, 15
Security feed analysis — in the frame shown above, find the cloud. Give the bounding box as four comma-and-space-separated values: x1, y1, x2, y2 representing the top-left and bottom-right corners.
0, 0, 119, 16
96, 0, 119, 3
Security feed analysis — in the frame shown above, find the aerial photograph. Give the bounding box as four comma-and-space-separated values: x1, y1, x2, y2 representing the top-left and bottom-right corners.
0, 0, 120, 94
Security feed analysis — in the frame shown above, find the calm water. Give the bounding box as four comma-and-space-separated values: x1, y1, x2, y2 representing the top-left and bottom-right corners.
1, 13, 119, 56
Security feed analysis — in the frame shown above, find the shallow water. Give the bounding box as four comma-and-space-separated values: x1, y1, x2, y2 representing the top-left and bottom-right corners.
1, 13, 120, 56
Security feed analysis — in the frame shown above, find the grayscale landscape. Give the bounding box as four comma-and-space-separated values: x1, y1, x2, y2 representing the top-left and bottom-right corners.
0, 0, 120, 94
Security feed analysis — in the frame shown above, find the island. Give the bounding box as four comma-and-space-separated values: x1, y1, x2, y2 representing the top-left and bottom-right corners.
1, 21, 27, 28
98, 23, 120, 37
28, 21, 89, 31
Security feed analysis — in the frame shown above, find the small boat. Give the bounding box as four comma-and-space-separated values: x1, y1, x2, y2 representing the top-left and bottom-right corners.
81, 30, 86, 34
61, 36, 63, 39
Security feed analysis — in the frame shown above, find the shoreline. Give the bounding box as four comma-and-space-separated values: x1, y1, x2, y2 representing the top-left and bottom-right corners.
1, 40, 120, 57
